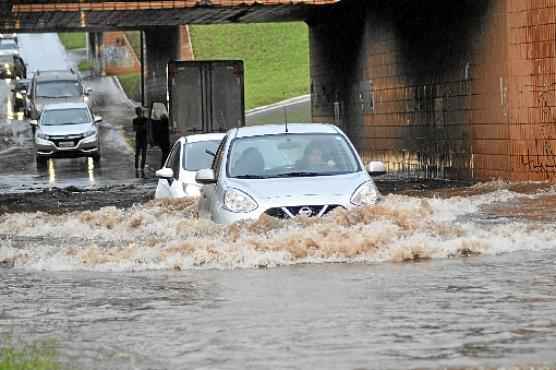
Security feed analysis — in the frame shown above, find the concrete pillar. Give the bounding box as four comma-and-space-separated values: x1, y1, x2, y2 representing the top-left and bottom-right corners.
87, 32, 105, 77
143, 26, 181, 108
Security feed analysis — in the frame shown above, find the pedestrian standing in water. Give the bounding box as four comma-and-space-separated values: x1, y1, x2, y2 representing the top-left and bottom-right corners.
132, 106, 148, 175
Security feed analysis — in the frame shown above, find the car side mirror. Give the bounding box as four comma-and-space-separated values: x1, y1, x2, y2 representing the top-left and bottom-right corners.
155, 167, 173, 178
94, 115, 103, 123
21, 89, 27, 95
367, 161, 386, 176
30, 119, 38, 126
205, 149, 216, 157
85, 87, 93, 95
195, 168, 216, 184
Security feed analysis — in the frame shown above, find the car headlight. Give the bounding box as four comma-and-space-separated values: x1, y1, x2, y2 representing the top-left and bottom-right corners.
84, 129, 97, 138
351, 181, 379, 206
36, 132, 49, 140
223, 188, 258, 213
183, 183, 201, 197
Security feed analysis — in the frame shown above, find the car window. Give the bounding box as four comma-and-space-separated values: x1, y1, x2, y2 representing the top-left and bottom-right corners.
40, 108, 91, 126
227, 133, 361, 179
182, 140, 221, 172
36, 81, 82, 98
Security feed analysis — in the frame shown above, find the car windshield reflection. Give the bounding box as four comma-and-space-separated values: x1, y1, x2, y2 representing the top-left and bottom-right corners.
41, 108, 91, 126
227, 133, 361, 179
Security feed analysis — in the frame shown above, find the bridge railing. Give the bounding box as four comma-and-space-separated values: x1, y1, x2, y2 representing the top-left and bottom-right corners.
11, 0, 338, 12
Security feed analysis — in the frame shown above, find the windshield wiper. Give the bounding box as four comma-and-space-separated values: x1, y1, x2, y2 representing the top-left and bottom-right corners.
273, 172, 322, 178
234, 175, 267, 179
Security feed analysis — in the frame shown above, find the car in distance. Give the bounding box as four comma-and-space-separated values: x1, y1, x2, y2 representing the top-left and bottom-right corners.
0, 38, 19, 56
11, 79, 29, 112
0, 54, 26, 79
196, 123, 386, 224
155, 133, 225, 199
33, 102, 102, 168
28, 69, 92, 121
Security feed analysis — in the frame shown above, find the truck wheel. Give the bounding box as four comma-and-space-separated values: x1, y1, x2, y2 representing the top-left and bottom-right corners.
36, 156, 47, 169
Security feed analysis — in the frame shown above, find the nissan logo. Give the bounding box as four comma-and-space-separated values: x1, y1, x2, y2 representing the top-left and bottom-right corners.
298, 207, 313, 217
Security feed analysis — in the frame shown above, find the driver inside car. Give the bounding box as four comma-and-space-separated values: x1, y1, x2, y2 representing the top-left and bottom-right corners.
296, 141, 336, 171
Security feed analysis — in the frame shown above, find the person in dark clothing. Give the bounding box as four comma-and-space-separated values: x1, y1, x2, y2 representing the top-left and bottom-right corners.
158, 113, 171, 168
132, 106, 148, 172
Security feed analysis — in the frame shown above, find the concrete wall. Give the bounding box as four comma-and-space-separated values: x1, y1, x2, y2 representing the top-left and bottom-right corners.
310, 0, 556, 181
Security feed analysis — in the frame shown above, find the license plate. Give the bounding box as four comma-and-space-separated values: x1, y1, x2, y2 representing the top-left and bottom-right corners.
58, 141, 74, 148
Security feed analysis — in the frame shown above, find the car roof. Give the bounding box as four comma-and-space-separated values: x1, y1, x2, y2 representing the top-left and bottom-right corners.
231, 123, 340, 138
34, 70, 79, 82
42, 102, 89, 111
179, 133, 226, 144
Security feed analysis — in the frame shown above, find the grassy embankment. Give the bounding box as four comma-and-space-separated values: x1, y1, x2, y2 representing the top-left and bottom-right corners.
0, 338, 63, 370
57, 32, 93, 73
124, 22, 309, 109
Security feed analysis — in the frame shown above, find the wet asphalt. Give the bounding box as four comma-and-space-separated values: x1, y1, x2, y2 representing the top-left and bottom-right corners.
0, 34, 162, 206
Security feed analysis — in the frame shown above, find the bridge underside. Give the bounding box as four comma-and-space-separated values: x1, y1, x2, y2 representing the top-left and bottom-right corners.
1, 1, 337, 32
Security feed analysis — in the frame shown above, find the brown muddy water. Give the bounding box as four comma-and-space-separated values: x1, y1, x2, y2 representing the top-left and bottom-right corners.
1, 182, 556, 370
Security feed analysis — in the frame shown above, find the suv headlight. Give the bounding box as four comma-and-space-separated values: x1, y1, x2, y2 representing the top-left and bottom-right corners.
223, 188, 258, 213
84, 129, 96, 138
351, 181, 379, 206
36, 132, 49, 140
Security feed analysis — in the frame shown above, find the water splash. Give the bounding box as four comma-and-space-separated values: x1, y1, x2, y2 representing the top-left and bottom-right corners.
1, 186, 556, 272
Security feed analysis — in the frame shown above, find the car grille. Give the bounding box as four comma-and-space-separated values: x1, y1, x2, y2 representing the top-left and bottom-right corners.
265, 205, 343, 219
48, 134, 84, 148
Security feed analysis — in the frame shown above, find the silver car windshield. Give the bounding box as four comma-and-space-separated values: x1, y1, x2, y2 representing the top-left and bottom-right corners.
0, 41, 16, 50
36, 81, 82, 98
228, 133, 361, 179
41, 108, 91, 126
183, 140, 221, 171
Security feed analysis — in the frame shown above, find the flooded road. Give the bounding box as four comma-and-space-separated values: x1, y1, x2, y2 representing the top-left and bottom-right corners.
1, 34, 556, 370
2, 183, 556, 369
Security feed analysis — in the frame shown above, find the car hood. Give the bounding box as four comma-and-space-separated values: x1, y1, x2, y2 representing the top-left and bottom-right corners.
38, 123, 94, 136
226, 172, 372, 204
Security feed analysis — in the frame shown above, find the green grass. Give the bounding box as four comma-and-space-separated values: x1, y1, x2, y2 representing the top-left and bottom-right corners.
125, 31, 141, 58
78, 60, 93, 72
0, 338, 63, 370
121, 24, 310, 109
58, 32, 86, 50
118, 73, 141, 102
190, 22, 309, 110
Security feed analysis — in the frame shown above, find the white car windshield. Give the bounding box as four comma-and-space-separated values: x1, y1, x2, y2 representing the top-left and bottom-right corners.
183, 140, 221, 171
41, 108, 91, 126
227, 133, 361, 179
36, 81, 82, 98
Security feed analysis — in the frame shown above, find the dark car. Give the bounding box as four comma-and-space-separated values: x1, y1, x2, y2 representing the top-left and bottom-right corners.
28, 69, 92, 120
0, 54, 26, 79
11, 79, 29, 113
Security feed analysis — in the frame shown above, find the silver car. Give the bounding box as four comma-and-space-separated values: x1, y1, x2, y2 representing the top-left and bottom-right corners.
34, 102, 102, 168
196, 123, 386, 224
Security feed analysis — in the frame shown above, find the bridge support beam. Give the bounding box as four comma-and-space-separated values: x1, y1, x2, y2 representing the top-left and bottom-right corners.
143, 26, 182, 109
87, 32, 105, 76
310, 0, 556, 181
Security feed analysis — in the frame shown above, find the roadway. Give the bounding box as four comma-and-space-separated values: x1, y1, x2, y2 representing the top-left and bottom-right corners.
0, 33, 156, 194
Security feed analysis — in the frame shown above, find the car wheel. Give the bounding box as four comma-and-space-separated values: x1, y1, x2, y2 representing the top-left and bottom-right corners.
92, 153, 101, 167
36, 156, 48, 169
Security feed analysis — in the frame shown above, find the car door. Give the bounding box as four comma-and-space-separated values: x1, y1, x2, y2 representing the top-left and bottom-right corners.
199, 136, 227, 219
155, 142, 179, 199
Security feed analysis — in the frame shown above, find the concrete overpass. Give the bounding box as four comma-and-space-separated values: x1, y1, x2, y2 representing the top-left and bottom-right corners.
1, 0, 556, 181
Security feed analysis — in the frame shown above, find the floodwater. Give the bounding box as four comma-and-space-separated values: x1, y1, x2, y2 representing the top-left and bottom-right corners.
1, 182, 556, 369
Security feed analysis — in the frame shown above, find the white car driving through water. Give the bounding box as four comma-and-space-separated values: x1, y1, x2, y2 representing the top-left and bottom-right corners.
196, 124, 386, 224
155, 133, 225, 198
